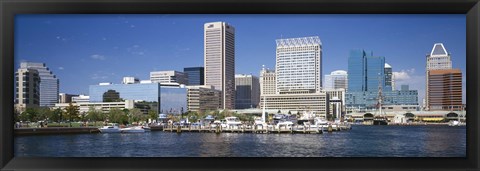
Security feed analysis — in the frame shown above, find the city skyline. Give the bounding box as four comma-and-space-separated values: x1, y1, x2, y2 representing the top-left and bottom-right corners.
15, 14, 466, 103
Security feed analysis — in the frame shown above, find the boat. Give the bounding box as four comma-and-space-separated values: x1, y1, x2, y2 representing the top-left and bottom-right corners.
99, 123, 121, 133
448, 120, 460, 126
373, 116, 388, 125
121, 126, 145, 133
275, 120, 294, 130
224, 116, 242, 129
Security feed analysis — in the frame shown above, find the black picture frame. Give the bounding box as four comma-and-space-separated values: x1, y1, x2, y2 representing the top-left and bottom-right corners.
1, 0, 479, 170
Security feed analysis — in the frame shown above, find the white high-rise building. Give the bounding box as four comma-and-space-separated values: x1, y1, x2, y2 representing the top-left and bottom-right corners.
425, 43, 453, 111
150, 71, 187, 85
324, 70, 348, 90
20, 62, 59, 107
204, 21, 235, 109
260, 36, 328, 118
275, 36, 322, 93
426, 43, 452, 70
260, 66, 276, 95
15, 68, 40, 112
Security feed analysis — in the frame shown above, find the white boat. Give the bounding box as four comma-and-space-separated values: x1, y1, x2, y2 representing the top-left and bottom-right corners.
225, 117, 242, 129
99, 123, 121, 133
121, 126, 145, 133
275, 121, 294, 130
448, 120, 460, 126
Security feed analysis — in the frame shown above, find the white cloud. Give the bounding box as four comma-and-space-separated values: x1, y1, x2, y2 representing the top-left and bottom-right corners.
393, 71, 411, 80
90, 54, 106, 60
393, 68, 416, 81
58, 67, 64, 70
127, 45, 146, 56
90, 73, 108, 80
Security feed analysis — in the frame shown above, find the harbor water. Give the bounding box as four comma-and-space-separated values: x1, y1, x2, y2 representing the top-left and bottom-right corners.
14, 125, 466, 157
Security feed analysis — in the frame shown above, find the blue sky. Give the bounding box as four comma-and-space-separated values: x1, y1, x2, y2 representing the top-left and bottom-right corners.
15, 14, 466, 103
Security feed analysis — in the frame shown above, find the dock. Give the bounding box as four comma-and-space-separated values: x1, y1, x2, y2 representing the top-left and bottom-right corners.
15, 127, 100, 135
162, 124, 351, 134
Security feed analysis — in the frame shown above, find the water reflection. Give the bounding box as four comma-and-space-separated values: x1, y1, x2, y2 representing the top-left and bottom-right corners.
14, 125, 466, 157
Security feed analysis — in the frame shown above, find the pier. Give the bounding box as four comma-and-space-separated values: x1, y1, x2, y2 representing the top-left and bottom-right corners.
15, 127, 100, 135
162, 124, 351, 134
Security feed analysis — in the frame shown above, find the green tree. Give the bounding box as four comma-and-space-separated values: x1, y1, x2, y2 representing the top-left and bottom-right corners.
108, 108, 128, 125
64, 102, 80, 127
37, 107, 52, 121
129, 108, 143, 124
50, 108, 63, 123
87, 107, 104, 126
21, 107, 40, 122
148, 110, 159, 122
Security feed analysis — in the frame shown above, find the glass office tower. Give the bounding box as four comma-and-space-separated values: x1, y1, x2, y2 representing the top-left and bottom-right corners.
184, 67, 204, 85
20, 62, 59, 107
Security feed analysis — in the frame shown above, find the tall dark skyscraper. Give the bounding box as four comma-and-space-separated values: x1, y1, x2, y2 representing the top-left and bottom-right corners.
184, 67, 204, 85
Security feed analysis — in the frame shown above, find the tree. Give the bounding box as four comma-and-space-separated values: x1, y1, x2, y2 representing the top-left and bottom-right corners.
64, 102, 80, 127
288, 111, 292, 115
50, 108, 64, 123
128, 108, 143, 124
14, 108, 20, 122
108, 108, 128, 125
87, 107, 104, 126
20, 107, 40, 122
277, 110, 281, 114
148, 110, 159, 122
37, 107, 52, 122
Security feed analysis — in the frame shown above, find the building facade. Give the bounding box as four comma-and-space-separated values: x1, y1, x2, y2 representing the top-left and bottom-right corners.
72, 95, 90, 103
425, 43, 459, 111
323, 89, 346, 120
186, 85, 221, 112
15, 68, 40, 112
259, 36, 327, 118
20, 62, 59, 107
260, 67, 276, 95
275, 36, 322, 93
324, 70, 348, 90
260, 93, 328, 116
159, 86, 188, 114
58, 93, 78, 103
184, 67, 204, 85
346, 50, 418, 110
204, 21, 235, 109
235, 74, 260, 109
427, 69, 463, 111
150, 70, 187, 85
122, 77, 139, 84
384, 63, 393, 90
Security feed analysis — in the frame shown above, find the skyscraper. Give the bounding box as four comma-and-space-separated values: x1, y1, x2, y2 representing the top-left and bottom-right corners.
235, 74, 260, 109
324, 70, 348, 90
260, 36, 328, 117
347, 50, 385, 92
384, 63, 393, 91
425, 43, 452, 110
204, 21, 235, 109
346, 50, 418, 109
20, 62, 59, 107
427, 69, 462, 111
275, 36, 322, 93
184, 67, 204, 85
15, 68, 40, 112
425, 43, 462, 111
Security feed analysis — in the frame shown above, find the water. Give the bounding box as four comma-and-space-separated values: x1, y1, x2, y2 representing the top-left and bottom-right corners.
14, 125, 466, 157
